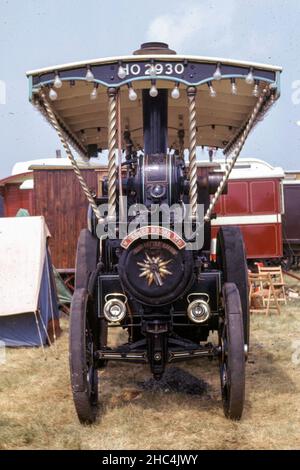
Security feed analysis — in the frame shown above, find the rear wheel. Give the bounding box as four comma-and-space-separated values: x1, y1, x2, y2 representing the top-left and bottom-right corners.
70, 229, 101, 424
69, 288, 99, 424
75, 229, 99, 290
219, 283, 245, 420
217, 226, 249, 347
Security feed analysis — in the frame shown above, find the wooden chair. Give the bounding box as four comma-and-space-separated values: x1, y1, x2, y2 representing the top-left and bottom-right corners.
248, 272, 281, 315
257, 266, 287, 305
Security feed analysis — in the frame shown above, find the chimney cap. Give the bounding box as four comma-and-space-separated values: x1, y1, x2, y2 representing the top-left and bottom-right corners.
133, 42, 176, 55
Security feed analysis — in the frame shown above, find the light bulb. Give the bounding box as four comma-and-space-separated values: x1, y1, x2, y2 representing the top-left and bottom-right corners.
54, 73, 62, 89
128, 86, 137, 101
209, 84, 217, 98
90, 85, 98, 100
231, 79, 237, 95
118, 65, 126, 79
213, 64, 222, 81
245, 68, 254, 85
171, 84, 180, 99
252, 82, 259, 97
49, 87, 58, 101
85, 67, 94, 82
149, 84, 158, 97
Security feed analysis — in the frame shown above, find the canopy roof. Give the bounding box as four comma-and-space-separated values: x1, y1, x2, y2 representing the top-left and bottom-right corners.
27, 43, 282, 157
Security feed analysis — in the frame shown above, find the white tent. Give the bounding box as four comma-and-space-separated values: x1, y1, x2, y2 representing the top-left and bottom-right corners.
0, 216, 59, 346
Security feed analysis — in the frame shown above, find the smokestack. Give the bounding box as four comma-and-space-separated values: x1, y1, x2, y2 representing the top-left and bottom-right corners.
133, 42, 176, 55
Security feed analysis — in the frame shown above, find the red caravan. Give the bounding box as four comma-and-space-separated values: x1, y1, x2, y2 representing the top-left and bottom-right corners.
208, 158, 284, 261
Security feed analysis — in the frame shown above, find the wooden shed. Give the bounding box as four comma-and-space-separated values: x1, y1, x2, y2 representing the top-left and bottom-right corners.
31, 162, 107, 271
0, 172, 34, 217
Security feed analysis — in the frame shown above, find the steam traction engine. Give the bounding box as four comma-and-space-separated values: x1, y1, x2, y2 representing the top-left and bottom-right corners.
27, 42, 281, 423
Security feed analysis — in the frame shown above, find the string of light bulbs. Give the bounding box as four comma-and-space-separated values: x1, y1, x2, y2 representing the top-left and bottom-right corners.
47, 63, 263, 102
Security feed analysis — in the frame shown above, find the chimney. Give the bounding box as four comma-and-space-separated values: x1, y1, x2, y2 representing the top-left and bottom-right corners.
133, 42, 176, 55
56, 149, 62, 158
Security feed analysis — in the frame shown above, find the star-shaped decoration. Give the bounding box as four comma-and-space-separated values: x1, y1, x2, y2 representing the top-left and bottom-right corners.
137, 253, 172, 286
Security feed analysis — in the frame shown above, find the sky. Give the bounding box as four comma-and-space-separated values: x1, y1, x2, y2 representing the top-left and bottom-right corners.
0, 0, 299, 178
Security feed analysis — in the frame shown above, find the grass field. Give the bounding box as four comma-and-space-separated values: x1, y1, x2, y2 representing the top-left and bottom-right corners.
0, 278, 300, 450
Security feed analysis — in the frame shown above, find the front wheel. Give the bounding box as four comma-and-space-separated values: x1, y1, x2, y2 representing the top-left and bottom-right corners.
219, 282, 246, 420
69, 288, 99, 424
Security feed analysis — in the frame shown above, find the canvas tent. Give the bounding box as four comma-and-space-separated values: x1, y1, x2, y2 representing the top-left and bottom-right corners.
0, 216, 59, 346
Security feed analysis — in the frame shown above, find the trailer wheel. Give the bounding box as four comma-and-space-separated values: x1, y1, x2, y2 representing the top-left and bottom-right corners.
219, 283, 245, 420
216, 226, 249, 347
69, 288, 99, 424
281, 255, 293, 271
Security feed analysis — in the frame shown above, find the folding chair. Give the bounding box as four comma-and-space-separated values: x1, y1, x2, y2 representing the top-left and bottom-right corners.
257, 266, 287, 305
248, 272, 281, 315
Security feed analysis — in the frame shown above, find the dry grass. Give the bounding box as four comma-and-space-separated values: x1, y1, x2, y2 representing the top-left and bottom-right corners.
0, 276, 300, 450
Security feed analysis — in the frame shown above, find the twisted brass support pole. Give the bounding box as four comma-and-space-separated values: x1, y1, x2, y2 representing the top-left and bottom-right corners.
187, 86, 198, 219
117, 90, 125, 222
107, 87, 118, 220
39, 89, 103, 220
204, 86, 270, 222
